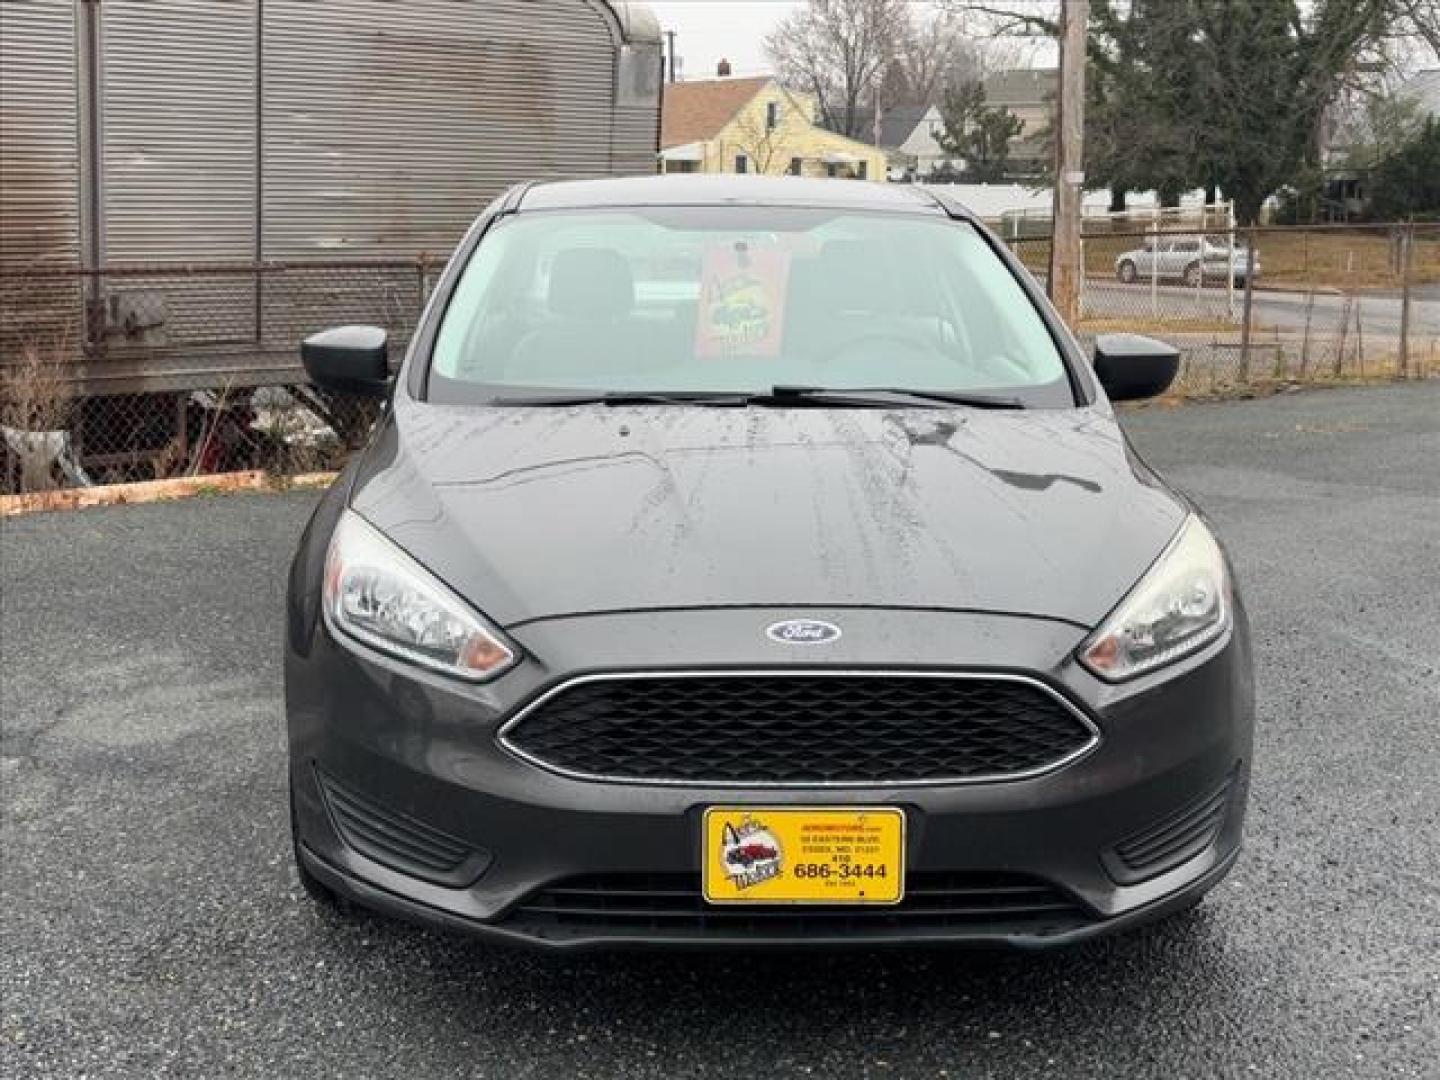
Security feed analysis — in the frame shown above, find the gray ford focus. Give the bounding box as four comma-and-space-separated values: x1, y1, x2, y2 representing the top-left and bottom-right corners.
285, 176, 1253, 949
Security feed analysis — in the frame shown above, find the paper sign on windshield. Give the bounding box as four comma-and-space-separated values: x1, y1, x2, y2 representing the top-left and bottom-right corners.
695, 242, 791, 359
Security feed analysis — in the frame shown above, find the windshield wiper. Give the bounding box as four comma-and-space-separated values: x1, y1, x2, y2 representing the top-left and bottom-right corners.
761, 385, 1026, 410
490, 391, 750, 407
488, 387, 1025, 410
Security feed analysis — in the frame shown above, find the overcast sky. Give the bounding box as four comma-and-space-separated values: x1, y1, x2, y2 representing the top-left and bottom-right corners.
647, 2, 801, 80
645, 2, 1054, 83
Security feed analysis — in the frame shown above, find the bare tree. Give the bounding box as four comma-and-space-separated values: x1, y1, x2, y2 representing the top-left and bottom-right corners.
886, 10, 985, 106
727, 99, 795, 175
939, 0, 1061, 38
1394, 0, 1440, 59
764, 0, 909, 138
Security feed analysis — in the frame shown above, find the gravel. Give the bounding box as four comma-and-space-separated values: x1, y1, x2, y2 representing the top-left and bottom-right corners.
3, 382, 1437, 1078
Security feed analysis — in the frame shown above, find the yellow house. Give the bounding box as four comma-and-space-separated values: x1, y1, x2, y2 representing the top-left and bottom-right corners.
661, 76, 886, 181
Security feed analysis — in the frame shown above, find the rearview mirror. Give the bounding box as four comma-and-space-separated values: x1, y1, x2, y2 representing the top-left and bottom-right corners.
1093, 334, 1180, 402
301, 325, 390, 397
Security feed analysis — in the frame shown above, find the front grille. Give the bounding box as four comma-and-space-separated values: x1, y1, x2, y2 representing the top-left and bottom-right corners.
1108, 773, 1235, 884
501, 872, 1095, 942
500, 673, 1097, 785
316, 769, 488, 886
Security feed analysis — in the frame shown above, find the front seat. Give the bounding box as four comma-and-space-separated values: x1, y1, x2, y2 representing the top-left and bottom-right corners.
783, 239, 897, 360
509, 248, 642, 384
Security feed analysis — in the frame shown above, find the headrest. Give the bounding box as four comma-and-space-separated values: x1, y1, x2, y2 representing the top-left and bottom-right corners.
817, 239, 894, 311
548, 248, 634, 320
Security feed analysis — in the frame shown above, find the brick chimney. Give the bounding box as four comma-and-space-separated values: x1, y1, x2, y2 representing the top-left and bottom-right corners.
717, 58, 732, 77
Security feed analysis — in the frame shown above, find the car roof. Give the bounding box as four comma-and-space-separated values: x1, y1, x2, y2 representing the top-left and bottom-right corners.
515, 175, 958, 216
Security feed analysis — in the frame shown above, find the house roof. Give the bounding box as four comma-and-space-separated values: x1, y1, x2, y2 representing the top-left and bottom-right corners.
843, 105, 937, 149
983, 68, 1058, 108
1400, 69, 1440, 117
879, 105, 938, 147
660, 76, 774, 148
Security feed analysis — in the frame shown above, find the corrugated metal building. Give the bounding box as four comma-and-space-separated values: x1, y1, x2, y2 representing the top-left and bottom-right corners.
1, 0, 662, 396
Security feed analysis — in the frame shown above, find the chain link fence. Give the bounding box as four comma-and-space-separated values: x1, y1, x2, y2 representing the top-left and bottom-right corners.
1, 260, 430, 493
4, 224, 1438, 495
1008, 221, 1440, 395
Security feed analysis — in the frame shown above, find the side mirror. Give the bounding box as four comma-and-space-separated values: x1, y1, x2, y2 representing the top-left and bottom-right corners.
301, 325, 390, 397
1093, 333, 1180, 402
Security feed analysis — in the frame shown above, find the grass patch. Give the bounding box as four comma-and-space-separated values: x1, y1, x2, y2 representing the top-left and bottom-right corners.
1145, 351, 1438, 406
1251, 230, 1440, 290
1077, 316, 1241, 334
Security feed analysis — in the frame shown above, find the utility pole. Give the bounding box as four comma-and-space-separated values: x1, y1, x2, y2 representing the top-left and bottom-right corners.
1048, 0, 1088, 326
665, 30, 677, 83
873, 86, 882, 151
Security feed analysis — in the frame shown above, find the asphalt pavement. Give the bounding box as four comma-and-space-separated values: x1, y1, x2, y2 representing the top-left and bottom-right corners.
3, 383, 1438, 1078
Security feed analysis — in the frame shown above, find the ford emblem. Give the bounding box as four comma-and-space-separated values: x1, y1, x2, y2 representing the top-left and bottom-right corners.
765, 619, 842, 645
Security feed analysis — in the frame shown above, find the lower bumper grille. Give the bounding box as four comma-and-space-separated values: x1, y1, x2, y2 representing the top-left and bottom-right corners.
316, 769, 489, 887
1107, 772, 1236, 884
501, 872, 1095, 943
500, 672, 1098, 785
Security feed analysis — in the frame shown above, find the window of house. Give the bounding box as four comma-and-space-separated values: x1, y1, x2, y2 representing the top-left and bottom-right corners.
766, 102, 779, 130
857, 161, 868, 180
735, 154, 749, 174
825, 163, 838, 178
788, 157, 803, 176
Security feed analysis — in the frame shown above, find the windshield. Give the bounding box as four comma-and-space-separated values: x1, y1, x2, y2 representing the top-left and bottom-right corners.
428, 207, 1075, 407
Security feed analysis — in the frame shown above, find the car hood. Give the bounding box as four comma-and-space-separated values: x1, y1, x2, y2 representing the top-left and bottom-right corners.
350, 399, 1186, 629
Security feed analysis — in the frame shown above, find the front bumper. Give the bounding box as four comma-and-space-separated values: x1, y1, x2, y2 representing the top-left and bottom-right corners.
286, 606, 1254, 950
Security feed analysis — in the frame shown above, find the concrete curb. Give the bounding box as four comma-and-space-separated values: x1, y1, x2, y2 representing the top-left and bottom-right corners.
1250, 282, 1343, 296
1, 470, 337, 517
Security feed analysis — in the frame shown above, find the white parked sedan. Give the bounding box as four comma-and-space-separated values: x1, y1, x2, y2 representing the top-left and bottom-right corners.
1115, 237, 1259, 286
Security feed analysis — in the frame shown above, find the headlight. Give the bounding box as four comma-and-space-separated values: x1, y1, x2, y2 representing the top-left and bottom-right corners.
1079, 515, 1231, 682
323, 510, 517, 681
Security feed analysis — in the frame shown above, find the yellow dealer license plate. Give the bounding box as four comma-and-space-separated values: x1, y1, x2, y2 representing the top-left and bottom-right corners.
702, 807, 905, 905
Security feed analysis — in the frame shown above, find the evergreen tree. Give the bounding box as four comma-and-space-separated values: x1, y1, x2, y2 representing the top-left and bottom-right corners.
1082, 1, 1194, 210
951, 0, 1398, 222
1369, 118, 1440, 220
936, 81, 1024, 181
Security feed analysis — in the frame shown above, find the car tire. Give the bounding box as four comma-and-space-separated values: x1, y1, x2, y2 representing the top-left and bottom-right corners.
1117, 260, 1138, 283
290, 783, 350, 914
1182, 262, 1202, 288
